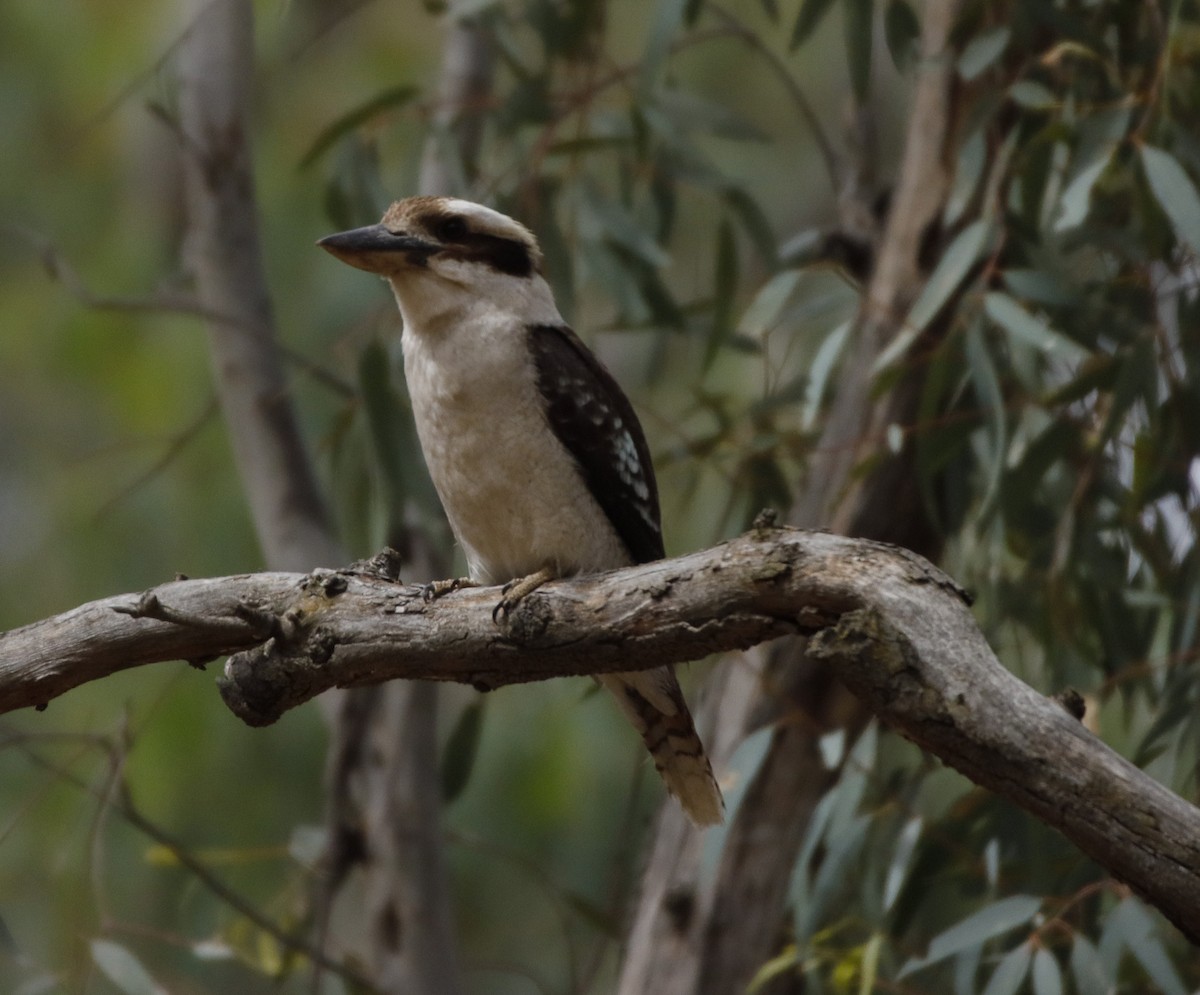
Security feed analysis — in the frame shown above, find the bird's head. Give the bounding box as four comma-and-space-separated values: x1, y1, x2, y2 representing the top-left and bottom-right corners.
319, 197, 554, 330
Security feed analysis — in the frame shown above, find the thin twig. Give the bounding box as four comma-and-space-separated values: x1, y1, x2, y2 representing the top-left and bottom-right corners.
4, 730, 378, 993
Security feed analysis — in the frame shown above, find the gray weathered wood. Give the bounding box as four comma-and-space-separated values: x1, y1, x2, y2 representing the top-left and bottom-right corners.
2, 526, 1198, 943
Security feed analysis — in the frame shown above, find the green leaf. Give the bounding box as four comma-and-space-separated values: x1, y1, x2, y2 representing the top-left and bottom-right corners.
1001, 268, 1078, 307
883, 0, 920, 73
1054, 151, 1112, 232
844, 0, 874, 102
876, 219, 991, 373
790, 0, 838, 49
983, 291, 1089, 362
965, 318, 1006, 520
640, 0, 688, 90
1069, 936, 1110, 995
757, 0, 780, 23
946, 128, 986, 226
898, 895, 1042, 977
958, 27, 1011, 81
882, 816, 922, 912
654, 88, 769, 142
981, 943, 1032, 995
1009, 80, 1056, 108
724, 187, 779, 267
738, 270, 801, 344
803, 318, 851, 429
1140, 144, 1200, 255
704, 219, 739, 370
1031, 947, 1063, 995
441, 699, 485, 803
90, 940, 164, 995
699, 726, 774, 884
358, 342, 410, 519
299, 85, 419, 169
581, 185, 670, 268
798, 813, 871, 940
1105, 898, 1187, 995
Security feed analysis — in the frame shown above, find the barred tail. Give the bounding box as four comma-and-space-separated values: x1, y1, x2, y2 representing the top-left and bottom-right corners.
599, 667, 725, 826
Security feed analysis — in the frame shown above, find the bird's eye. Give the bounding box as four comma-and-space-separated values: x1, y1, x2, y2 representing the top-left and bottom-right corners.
438, 217, 468, 241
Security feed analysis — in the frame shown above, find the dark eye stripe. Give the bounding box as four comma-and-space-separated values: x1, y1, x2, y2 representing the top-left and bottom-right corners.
414, 208, 536, 277
443, 233, 534, 277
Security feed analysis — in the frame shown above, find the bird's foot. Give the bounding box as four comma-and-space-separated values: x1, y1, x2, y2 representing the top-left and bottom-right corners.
422, 576, 479, 602
493, 566, 557, 623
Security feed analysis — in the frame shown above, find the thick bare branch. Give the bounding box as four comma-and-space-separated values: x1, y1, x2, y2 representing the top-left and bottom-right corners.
2, 527, 1198, 942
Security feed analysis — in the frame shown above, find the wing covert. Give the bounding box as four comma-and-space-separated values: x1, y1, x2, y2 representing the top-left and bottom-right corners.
527, 324, 664, 565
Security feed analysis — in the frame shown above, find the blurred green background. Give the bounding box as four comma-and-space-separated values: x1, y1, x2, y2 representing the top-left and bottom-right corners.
3, 0, 1200, 992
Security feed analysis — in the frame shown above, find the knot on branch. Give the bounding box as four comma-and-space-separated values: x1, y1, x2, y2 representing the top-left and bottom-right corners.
219, 623, 336, 727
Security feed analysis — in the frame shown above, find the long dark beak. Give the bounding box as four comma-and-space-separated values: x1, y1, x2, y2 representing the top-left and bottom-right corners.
317, 224, 438, 273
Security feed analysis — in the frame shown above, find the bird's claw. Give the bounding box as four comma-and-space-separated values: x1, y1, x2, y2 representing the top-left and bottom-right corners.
491, 567, 556, 625
422, 576, 477, 602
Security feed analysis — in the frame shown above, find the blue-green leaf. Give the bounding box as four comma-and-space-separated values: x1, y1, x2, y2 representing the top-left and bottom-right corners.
704, 220, 739, 369
1140, 144, 1200, 255
1105, 898, 1187, 995
898, 895, 1042, 977
1031, 947, 1063, 995
790, 0, 838, 49
299, 85, 419, 169
1054, 151, 1112, 232
804, 318, 851, 429
640, 0, 688, 90
91, 940, 164, 995
981, 943, 1032, 995
844, 0, 874, 102
699, 726, 774, 884
882, 816, 922, 912
441, 699, 485, 803
883, 0, 920, 73
1009, 80, 1056, 108
876, 219, 992, 373
983, 291, 1089, 362
965, 317, 1006, 520
1069, 935, 1110, 995
958, 27, 1011, 81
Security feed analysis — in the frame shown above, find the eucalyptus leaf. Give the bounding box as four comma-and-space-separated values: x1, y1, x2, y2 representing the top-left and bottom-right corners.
790, 0, 838, 49
299, 85, 419, 169
704, 220, 739, 369
1009, 80, 1057, 108
1140, 144, 1200, 254
640, 0, 688, 90
90, 940, 164, 995
441, 700, 485, 803
1069, 935, 1110, 995
877, 219, 991, 373
980, 943, 1032, 995
898, 895, 1042, 977
882, 816, 922, 912
1106, 898, 1187, 995
844, 0, 874, 102
958, 27, 1011, 81
1031, 947, 1063, 995
699, 726, 775, 886
1054, 151, 1112, 232
983, 291, 1089, 362
883, 0, 920, 73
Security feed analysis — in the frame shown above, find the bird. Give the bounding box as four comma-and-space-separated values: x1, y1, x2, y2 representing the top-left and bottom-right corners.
318, 196, 724, 826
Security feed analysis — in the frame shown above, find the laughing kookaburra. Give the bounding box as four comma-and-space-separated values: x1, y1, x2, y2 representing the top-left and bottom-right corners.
319, 196, 724, 826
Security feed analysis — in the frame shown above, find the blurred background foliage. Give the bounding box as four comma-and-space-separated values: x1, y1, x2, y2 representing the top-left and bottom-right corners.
1, 0, 1199, 992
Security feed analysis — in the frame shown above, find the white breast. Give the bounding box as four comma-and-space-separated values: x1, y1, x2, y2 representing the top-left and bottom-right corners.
400, 304, 631, 585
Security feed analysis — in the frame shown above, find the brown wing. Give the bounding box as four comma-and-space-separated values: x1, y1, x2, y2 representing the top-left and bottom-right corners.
527, 324, 665, 564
